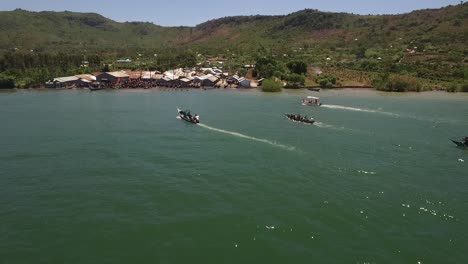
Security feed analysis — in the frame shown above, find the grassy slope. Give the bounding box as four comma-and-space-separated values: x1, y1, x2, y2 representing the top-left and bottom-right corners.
0, 5, 466, 53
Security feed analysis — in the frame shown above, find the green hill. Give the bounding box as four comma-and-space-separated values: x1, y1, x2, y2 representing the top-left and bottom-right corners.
0, 4, 466, 88
0, 9, 185, 54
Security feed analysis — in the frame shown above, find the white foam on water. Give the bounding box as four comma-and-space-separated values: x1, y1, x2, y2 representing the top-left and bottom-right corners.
321, 104, 400, 117
358, 170, 376, 175
313, 121, 346, 131
322, 104, 465, 124
313, 121, 334, 129
197, 123, 296, 151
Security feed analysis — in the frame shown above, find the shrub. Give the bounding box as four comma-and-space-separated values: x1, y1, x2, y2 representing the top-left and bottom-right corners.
0, 74, 15, 88
316, 74, 337, 88
286, 61, 308, 75
238, 68, 247, 77
446, 82, 458, 93
376, 75, 422, 92
285, 74, 305, 88
460, 82, 468, 93
262, 78, 283, 92
255, 56, 283, 78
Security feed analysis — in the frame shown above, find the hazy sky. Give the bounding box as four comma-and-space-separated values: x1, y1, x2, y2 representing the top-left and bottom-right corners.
0, 0, 462, 26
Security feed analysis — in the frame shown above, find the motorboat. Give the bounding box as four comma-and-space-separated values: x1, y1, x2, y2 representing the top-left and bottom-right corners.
302, 96, 322, 106
89, 87, 104, 91
307, 88, 321, 92
285, 113, 315, 124
177, 108, 200, 124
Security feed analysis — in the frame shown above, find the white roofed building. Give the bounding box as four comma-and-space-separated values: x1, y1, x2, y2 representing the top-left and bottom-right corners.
46, 76, 79, 88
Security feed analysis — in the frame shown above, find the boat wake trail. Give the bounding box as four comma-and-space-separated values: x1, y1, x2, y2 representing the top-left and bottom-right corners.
313, 121, 343, 130
321, 104, 399, 117
198, 123, 296, 151
321, 105, 464, 124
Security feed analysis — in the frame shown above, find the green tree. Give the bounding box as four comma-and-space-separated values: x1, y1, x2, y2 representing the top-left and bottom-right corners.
176, 50, 197, 68
317, 75, 337, 88
286, 61, 308, 75
262, 78, 283, 92
285, 74, 305, 88
238, 68, 247, 77
375, 75, 422, 92
102, 64, 110, 72
255, 56, 283, 78
356, 46, 366, 59
0, 73, 15, 88
460, 82, 468, 92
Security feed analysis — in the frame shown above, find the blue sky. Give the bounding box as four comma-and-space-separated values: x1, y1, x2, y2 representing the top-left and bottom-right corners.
0, 0, 462, 26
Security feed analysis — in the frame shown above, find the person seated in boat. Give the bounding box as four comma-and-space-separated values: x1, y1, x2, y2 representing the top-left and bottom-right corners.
463, 137, 468, 145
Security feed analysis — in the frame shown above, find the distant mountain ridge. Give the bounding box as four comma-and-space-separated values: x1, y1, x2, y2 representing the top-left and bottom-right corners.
0, 4, 466, 55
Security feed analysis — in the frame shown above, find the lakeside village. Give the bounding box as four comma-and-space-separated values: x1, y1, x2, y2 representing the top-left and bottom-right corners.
45, 58, 261, 90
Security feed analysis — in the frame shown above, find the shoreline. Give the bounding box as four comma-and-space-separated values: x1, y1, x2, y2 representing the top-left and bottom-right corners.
2, 87, 468, 96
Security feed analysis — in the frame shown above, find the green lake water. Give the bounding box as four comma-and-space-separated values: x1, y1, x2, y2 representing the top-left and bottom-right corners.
1, 89, 467, 263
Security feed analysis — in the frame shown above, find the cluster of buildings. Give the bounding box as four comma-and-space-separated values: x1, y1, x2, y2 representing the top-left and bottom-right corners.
46, 67, 257, 89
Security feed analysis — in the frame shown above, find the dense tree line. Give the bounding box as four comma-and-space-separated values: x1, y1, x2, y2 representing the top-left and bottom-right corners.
255, 56, 308, 88
0, 52, 101, 71
0, 51, 102, 87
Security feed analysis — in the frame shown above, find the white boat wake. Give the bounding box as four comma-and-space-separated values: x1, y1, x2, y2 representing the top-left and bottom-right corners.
321, 104, 465, 124
321, 104, 399, 117
313, 121, 344, 130
197, 123, 296, 151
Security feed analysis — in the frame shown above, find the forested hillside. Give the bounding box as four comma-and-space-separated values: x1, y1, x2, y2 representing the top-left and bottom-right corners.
0, 3, 466, 89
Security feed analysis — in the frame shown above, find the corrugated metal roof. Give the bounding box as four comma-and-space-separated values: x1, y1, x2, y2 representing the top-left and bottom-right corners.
53, 76, 79, 83
239, 78, 251, 84
107, 71, 129, 78
208, 76, 219, 82
152, 74, 163, 80
75, 74, 96, 81
141, 71, 159, 79
125, 71, 142, 79
164, 72, 178, 80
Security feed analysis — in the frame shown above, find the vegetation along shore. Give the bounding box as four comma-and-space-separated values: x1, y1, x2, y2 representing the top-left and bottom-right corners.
0, 3, 466, 92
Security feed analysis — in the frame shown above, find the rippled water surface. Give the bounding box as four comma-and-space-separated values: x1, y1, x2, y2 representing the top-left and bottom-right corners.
1, 89, 467, 263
